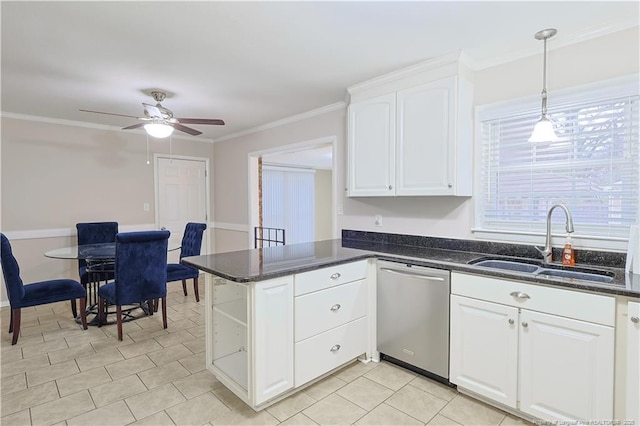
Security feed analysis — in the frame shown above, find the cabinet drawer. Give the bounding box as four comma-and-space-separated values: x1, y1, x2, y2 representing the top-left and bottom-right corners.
295, 260, 368, 296
295, 279, 368, 342
295, 316, 368, 387
451, 272, 615, 326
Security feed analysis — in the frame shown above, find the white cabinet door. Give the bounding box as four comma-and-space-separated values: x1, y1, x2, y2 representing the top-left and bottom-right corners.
519, 310, 614, 422
450, 295, 519, 408
628, 301, 640, 424
396, 77, 455, 195
251, 276, 294, 405
347, 93, 396, 197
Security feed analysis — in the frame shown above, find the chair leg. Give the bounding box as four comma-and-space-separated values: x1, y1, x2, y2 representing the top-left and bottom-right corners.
153, 298, 159, 313
98, 297, 104, 327
11, 308, 21, 345
79, 297, 88, 330
182, 279, 188, 296
71, 299, 78, 318
147, 300, 154, 316
116, 305, 123, 341
9, 311, 13, 333
161, 297, 167, 329
193, 277, 200, 303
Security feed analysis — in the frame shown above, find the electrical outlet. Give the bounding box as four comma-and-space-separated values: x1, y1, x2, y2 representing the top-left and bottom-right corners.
143, 203, 150, 212
375, 215, 382, 227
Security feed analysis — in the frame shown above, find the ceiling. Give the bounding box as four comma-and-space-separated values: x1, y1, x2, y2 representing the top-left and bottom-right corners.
1, 1, 638, 142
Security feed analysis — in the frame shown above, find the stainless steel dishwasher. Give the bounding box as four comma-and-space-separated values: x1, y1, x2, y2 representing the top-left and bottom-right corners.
377, 260, 450, 382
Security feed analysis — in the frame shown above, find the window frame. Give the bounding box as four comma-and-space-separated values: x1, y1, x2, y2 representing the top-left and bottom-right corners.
472, 74, 639, 252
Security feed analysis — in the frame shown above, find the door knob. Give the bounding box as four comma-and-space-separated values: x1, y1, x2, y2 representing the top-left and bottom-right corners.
631, 316, 639, 323
330, 344, 341, 352
330, 273, 341, 280
522, 321, 529, 328
508, 319, 514, 325
330, 304, 341, 312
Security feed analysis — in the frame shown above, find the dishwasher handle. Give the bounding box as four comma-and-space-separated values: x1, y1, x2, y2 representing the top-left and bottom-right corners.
379, 267, 445, 281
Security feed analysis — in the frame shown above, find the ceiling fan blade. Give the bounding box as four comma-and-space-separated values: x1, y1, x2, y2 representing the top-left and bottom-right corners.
176, 118, 225, 126
143, 103, 163, 118
171, 123, 202, 136
122, 123, 146, 130
79, 109, 140, 119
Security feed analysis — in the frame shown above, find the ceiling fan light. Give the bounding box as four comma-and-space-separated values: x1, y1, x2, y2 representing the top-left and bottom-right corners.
528, 116, 558, 143
144, 122, 174, 138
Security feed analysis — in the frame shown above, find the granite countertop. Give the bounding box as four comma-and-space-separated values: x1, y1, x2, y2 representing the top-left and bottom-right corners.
182, 238, 640, 298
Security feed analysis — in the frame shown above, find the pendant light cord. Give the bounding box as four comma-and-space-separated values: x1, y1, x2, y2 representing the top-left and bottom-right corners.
541, 36, 548, 118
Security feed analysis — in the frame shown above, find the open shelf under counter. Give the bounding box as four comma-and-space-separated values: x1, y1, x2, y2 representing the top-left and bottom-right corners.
213, 299, 247, 327
214, 350, 248, 392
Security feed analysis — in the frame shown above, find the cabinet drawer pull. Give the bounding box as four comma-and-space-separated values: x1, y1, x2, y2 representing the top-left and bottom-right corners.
522, 321, 529, 328
330, 344, 341, 352
330, 304, 341, 312
508, 319, 514, 325
631, 316, 640, 323
330, 272, 341, 280
510, 291, 531, 300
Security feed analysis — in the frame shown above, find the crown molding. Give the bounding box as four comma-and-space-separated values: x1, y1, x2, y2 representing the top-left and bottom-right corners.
213, 101, 347, 143
0, 111, 215, 143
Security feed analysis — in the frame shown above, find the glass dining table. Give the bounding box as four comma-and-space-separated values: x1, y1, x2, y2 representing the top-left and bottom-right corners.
45, 242, 180, 325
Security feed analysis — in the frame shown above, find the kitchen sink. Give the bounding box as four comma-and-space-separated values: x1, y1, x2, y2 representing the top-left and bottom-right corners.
469, 257, 615, 283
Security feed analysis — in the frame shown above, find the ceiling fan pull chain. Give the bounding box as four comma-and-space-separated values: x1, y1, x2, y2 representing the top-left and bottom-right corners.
146, 134, 150, 165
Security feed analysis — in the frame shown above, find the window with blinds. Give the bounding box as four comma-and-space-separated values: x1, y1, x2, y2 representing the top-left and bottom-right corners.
477, 77, 639, 244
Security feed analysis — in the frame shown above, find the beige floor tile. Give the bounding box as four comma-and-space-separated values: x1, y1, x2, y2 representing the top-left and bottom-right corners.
182, 336, 205, 353
165, 318, 199, 332
186, 325, 206, 339
90, 335, 135, 352
355, 402, 423, 425
89, 374, 147, 408
166, 391, 231, 425
138, 360, 191, 389
19, 321, 61, 338
386, 384, 448, 423
303, 375, 347, 401
1, 333, 45, 348
128, 410, 176, 426
336, 376, 394, 411
30, 389, 95, 426
333, 360, 376, 383
427, 414, 462, 425
410, 376, 459, 402
211, 406, 279, 426
125, 383, 186, 420
0, 381, 59, 417
178, 351, 206, 373
66, 400, 135, 426
26, 359, 79, 387
75, 347, 125, 371
266, 391, 316, 422
1, 408, 31, 425
146, 343, 193, 366
1, 372, 27, 395
172, 370, 222, 399
62, 328, 110, 347
105, 354, 155, 380
48, 342, 95, 365
42, 325, 97, 342
116, 337, 163, 359
212, 385, 250, 411
1, 347, 25, 364
1, 354, 50, 378
56, 366, 112, 397
154, 329, 195, 348
501, 414, 535, 425
302, 394, 367, 425
439, 394, 506, 426
278, 412, 319, 425
126, 326, 169, 343
364, 362, 416, 391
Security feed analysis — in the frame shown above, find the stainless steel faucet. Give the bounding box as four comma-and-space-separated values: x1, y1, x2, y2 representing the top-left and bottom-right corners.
536, 203, 575, 264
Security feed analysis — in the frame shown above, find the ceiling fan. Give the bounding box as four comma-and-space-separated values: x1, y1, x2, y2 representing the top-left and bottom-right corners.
80, 90, 225, 137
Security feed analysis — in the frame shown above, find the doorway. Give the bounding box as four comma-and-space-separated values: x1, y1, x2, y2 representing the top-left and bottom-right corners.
248, 137, 337, 248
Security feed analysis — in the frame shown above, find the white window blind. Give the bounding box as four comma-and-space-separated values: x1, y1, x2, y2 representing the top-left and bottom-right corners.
262, 166, 315, 245
477, 78, 639, 242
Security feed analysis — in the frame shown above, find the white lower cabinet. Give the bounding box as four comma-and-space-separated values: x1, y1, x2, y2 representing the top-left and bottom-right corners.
628, 301, 640, 424
450, 272, 615, 423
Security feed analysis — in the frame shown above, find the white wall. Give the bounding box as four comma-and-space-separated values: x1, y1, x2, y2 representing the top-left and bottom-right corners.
315, 169, 333, 241
212, 27, 639, 251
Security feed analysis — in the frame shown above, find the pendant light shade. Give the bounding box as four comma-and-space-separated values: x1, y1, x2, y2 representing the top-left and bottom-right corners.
144, 121, 174, 138
528, 28, 558, 143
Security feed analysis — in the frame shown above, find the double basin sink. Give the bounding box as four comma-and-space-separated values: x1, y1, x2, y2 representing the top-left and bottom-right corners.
469, 257, 615, 283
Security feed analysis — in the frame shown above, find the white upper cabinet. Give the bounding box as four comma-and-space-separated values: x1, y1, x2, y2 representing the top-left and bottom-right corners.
347, 54, 473, 197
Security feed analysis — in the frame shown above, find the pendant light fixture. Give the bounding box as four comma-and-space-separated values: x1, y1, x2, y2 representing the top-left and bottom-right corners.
528, 28, 559, 143
144, 120, 174, 139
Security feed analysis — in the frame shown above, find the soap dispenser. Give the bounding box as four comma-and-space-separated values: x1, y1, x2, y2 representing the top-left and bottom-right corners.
562, 235, 575, 266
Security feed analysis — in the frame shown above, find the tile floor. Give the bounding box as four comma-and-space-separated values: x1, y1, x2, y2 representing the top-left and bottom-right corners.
1, 281, 533, 426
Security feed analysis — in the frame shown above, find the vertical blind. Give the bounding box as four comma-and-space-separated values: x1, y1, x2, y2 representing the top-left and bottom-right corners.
262, 166, 315, 245
478, 81, 639, 240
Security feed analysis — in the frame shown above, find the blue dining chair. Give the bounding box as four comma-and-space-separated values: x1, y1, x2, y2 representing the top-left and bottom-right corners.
76, 222, 119, 286
1, 233, 87, 345
97, 230, 170, 341
166, 222, 207, 303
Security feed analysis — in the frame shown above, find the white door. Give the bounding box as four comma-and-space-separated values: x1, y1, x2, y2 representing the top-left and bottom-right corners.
156, 157, 208, 262
449, 295, 519, 408
347, 93, 396, 197
627, 301, 640, 424
519, 309, 614, 422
